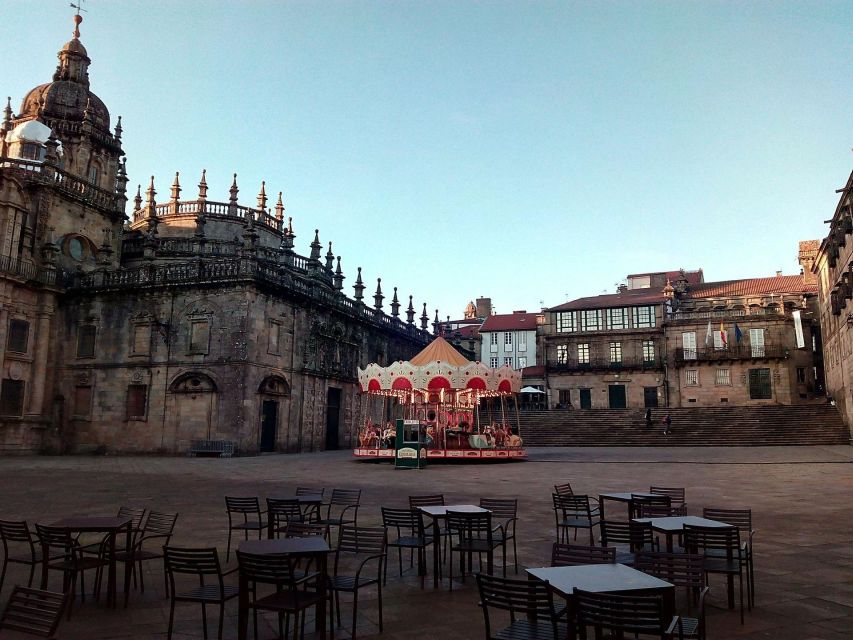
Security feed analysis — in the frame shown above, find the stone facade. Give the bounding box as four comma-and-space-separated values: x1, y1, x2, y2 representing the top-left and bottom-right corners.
0, 17, 432, 454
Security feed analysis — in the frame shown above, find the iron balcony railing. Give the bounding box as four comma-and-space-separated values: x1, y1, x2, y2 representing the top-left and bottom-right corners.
548, 356, 663, 373
674, 344, 788, 363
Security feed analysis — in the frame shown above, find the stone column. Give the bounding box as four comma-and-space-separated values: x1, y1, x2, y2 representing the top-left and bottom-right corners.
0, 306, 9, 377
27, 304, 53, 416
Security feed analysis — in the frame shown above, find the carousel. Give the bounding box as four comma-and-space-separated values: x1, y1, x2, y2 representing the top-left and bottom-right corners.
354, 337, 527, 462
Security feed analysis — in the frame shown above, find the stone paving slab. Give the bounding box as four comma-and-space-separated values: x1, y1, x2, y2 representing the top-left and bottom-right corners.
0, 446, 851, 639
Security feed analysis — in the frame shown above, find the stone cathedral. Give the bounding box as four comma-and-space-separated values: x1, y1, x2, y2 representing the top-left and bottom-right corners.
0, 16, 433, 454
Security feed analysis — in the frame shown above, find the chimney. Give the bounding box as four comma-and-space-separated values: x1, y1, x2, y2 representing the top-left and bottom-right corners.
798, 239, 819, 286
475, 297, 492, 319
776, 270, 782, 277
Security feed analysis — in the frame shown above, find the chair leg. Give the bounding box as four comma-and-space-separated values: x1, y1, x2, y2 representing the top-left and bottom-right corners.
335, 590, 342, 627
512, 536, 518, 573
139, 558, 146, 593
167, 596, 176, 640
27, 560, 36, 588
218, 601, 225, 640
378, 576, 384, 632
351, 590, 359, 640
226, 529, 233, 562
0, 557, 7, 595
202, 601, 209, 640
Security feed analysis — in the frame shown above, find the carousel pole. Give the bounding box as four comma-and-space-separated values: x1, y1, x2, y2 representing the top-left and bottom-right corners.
514, 393, 522, 438
500, 394, 507, 428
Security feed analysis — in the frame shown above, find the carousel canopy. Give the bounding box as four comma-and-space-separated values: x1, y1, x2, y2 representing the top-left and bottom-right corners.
358, 336, 522, 395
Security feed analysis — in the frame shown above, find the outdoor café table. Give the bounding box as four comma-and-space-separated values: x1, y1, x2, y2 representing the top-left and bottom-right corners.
265, 494, 325, 538
237, 536, 331, 640
597, 492, 657, 520
633, 515, 734, 552
526, 562, 675, 623
42, 516, 133, 608
417, 504, 489, 589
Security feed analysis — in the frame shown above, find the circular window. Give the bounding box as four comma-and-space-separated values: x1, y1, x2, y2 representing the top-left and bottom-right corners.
68, 237, 85, 261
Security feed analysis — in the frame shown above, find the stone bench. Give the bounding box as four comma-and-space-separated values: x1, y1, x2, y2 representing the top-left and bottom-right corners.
188, 439, 235, 458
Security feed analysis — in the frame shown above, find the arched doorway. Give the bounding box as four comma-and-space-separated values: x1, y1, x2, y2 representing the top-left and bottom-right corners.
258, 376, 290, 453
168, 372, 218, 450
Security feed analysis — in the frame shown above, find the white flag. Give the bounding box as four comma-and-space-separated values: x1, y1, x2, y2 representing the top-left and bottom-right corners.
705, 320, 713, 346
793, 310, 805, 348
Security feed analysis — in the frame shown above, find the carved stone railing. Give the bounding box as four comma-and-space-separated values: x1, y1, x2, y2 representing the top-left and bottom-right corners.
0, 254, 73, 288
131, 199, 284, 234
668, 307, 786, 321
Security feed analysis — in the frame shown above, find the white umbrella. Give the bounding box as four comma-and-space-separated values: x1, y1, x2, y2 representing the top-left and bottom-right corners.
520, 386, 544, 394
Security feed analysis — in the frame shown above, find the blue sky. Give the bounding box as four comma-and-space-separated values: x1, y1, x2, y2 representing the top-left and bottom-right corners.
3, 1, 852, 319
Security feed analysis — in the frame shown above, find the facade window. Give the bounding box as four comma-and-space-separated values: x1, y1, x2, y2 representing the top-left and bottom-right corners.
503, 357, 513, 367
577, 343, 590, 364
634, 306, 656, 328
715, 368, 731, 386
7, 319, 29, 354
748, 368, 772, 399
77, 324, 96, 358
607, 307, 629, 330
518, 331, 527, 347
88, 165, 100, 185
642, 340, 655, 363
686, 369, 699, 386
682, 331, 697, 360
517, 356, 527, 369
580, 310, 602, 331
131, 324, 151, 355
489, 357, 499, 368
73, 386, 92, 417
504, 332, 513, 346
609, 342, 622, 363
268, 321, 281, 355
490, 332, 498, 345
126, 384, 148, 420
0, 379, 25, 416
189, 320, 210, 354
556, 312, 576, 333
796, 367, 806, 383
21, 143, 42, 161
714, 326, 728, 350
556, 345, 568, 364
749, 328, 765, 357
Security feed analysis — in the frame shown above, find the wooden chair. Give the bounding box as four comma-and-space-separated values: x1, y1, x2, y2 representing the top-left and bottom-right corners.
316, 489, 361, 541
328, 525, 386, 640
650, 487, 688, 515
476, 573, 562, 640
381, 507, 435, 588
0, 520, 40, 594
0, 586, 67, 639
551, 543, 615, 567
163, 547, 238, 640
635, 550, 709, 639
237, 550, 327, 640
683, 524, 747, 624
224, 497, 266, 561
573, 588, 680, 639
446, 511, 504, 588
115, 510, 178, 596
480, 498, 519, 573
600, 520, 658, 565
703, 507, 755, 607
266, 498, 304, 538
552, 494, 599, 545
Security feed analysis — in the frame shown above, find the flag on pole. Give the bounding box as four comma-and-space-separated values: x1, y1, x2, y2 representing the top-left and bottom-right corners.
734, 323, 743, 343
705, 320, 713, 346
719, 322, 727, 348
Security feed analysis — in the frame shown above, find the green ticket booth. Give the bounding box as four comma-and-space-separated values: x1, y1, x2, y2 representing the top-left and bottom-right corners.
394, 419, 428, 469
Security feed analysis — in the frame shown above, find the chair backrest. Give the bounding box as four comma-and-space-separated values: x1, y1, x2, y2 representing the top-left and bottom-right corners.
143, 511, 179, 537
225, 496, 261, 514
600, 520, 655, 549
33, 525, 73, 553
267, 498, 304, 527
574, 588, 668, 638
336, 525, 386, 556
649, 486, 686, 506
328, 488, 361, 506
408, 494, 445, 509
554, 482, 574, 496
296, 487, 325, 498
476, 573, 557, 638
634, 550, 705, 588
683, 524, 740, 559
479, 498, 517, 521
0, 519, 33, 545
0, 586, 67, 638
446, 511, 493, 541
236, 551, 297, 585
552, 493, 592, 518
163, 546, 223, 577
117, 505, 148, 531
284, 522, 328, 538
702, 507, 752, 532
632, 493, 672, 517
551, 543, 616, 567
381, 507, 424, 534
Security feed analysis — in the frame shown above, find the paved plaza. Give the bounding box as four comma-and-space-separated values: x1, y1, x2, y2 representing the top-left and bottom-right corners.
1, 445, 852, 639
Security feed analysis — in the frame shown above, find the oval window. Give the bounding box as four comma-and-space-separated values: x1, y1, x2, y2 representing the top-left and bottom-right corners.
68, 237, 85, 261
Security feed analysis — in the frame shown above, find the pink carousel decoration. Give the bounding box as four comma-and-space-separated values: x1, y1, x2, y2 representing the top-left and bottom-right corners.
355, 337, 527, 461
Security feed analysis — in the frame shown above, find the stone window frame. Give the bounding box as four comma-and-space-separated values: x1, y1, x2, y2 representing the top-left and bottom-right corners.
76, 323, 97, 359
72, 384, 93, 418
6, 318, 30, 354
577, 343, 590, 364
642, 340, 655, 363
0, 379, 25, 417
187, 318, 211, 355
609, 341, 622, 364
267, 320, 282, 356
130, 322, 152, 357
556, 344, 568, 364
685, 369, 699, 386
715, 368, 732, 386
125, 384, 148, 421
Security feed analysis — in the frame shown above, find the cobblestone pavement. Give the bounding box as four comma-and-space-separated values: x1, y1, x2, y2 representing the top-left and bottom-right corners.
1, 446, 852, 639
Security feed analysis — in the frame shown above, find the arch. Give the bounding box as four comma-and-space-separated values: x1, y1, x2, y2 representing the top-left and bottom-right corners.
169, 371, 217, 393
466, 377, 487, 390
367, 379, 381, 391
258, 375, 290, 396
391, 377, 412, 391
427, 376, 451, 390
498, 379, 512, 393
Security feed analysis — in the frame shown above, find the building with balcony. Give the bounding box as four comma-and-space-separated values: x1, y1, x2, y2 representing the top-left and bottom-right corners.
479, 311, 541, 371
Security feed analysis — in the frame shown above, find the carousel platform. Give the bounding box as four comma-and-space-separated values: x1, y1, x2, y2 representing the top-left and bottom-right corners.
353, 447, 527, 461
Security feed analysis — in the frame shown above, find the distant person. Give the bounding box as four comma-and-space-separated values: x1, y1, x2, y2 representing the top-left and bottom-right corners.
645, 408, 653, 429
662, 413, 672, 436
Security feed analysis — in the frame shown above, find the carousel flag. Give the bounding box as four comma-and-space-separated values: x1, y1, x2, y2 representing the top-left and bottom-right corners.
792, 310, 805, 348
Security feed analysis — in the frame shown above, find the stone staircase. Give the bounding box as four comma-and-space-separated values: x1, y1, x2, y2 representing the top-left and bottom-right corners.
518, 405, 851, 447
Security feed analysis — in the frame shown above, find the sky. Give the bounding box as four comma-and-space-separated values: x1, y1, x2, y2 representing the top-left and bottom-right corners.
3, 1, 852, 320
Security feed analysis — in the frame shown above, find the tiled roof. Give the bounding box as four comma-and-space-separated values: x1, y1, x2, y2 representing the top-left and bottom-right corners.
626, 269, 704, 284
548, 289, 664, 312
480, 313, 539, 332
521, 365, 546, 377
688, 276, 816, 298
453, 325, 480, 339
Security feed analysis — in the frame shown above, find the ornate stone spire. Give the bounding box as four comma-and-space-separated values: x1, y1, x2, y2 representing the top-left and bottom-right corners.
432, 309, 440, 335
374, 278, 384, 311
170, 172, 181, 203
114, 115, 122, 142
144, 176, 158, 258
145, 176, 157, 214
44, 132, 60, 164
197, 169, 208, 200
83, 97, 94, 124
1, 97, 12, 134
228, 173, 239, 213
115, 157, 128, 198
420, 303, 429, 330
354, 267, 365, 303
334, 257, 344, 291
97, 228, 113, 265
257, 181, 267, 211
282, 217, 295, 251
275, 192, 284, 222
390, 287, 400, 318
325, 242, 335, 270
133, 184, 142, 211
309, 229, 322, 262
406, 295, 415, 324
